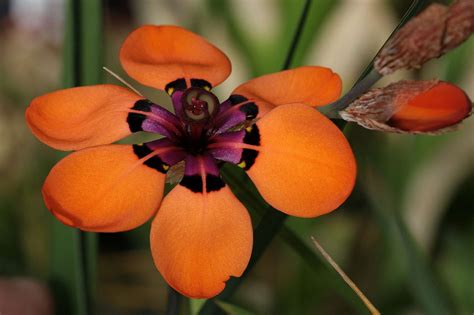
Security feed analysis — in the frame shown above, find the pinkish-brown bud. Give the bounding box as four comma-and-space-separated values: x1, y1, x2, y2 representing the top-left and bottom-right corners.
443, 0, 474, 52
375, 0, 474, 75
340, 80, 472, 134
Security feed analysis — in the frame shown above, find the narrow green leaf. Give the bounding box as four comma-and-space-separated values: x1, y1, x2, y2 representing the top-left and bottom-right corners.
280, 0, 339, 68
49, 0, 102, 314
79, 0, 103, 85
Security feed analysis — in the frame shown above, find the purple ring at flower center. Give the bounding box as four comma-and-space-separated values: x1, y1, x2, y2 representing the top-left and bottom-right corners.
127, 85, 261, 192
181, 87, 219, 123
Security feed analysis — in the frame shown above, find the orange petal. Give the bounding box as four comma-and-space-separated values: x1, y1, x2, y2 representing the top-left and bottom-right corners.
245, 104, 356, 217
120, 25, 231, 92
26, 85, 142, 151
150, 184, 252, 298
42, 145, 168, 232
389, 82, 472, 132
232, 66, 342, 116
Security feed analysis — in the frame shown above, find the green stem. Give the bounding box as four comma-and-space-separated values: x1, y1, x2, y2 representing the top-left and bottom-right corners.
50, 0, 102, 313
70, 1, 91, 312
319, 68, 381, 116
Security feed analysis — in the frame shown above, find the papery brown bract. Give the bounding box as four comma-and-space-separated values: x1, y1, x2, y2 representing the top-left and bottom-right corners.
340, 80, 472, 134
375, 0, 474, 75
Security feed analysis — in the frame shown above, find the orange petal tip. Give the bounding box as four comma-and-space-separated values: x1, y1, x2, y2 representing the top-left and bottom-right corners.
232, 66, 342, 117
245, 104, 356, 218
119, 25, 231, 91
150, 185, 252, 298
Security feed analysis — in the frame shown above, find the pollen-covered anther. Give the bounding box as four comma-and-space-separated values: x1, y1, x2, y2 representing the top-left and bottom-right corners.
340, 80, 472, 134
181, 87, 219, 122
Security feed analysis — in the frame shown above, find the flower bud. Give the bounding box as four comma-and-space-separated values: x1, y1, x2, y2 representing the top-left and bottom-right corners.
375, 0, 474, 75
340, 80, 472, 134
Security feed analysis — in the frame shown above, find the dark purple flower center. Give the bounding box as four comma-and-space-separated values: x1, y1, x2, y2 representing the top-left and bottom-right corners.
127, 84, 260, 192
188, 97, 207, 115
181, 87, 219, 124
174, 87, 222, 154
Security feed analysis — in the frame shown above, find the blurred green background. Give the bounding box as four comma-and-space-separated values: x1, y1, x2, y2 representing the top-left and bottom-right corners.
0, 0, 472, 314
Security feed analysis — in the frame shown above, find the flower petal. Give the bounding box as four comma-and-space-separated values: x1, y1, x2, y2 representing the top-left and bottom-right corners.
208, 130, 245, 164
26, 84, 181, 151
210, 104, 356, 217
230, 66, 342, 117
42, 144, 180, 232
388, 82, 471, 132
150, 182, 252, 298
211, 96, 259, 134
120, 25, 231, 92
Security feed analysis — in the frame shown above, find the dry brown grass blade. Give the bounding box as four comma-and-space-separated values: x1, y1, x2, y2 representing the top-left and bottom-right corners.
103, 66, 143, 96
311, 236, 381, 315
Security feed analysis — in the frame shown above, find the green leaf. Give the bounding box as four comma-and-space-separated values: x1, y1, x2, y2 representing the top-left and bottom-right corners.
49, 0, 102, 314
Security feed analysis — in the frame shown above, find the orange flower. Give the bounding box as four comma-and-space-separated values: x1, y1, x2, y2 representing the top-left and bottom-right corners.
25, 25, 356, 298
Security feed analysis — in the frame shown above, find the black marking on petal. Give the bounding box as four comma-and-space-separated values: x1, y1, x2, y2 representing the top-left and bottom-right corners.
206, 175, 226, 192
239, 149, 259, 171
229, 94, 248, 105
127, 99, 152, 132
179, 174, 226, 193
179, 175, 203, 193
238, 125, 260, 170
239, 102, 258, 120
190, 79, 212, 90
165, 78, 187, 95
133, 99, 153, 111
243, 125, 260, 146
132, 144, 169, 174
